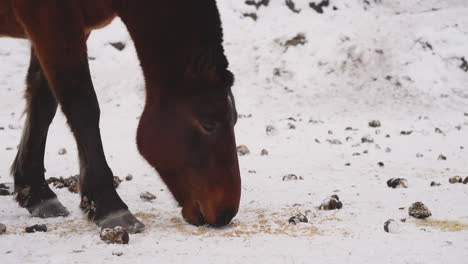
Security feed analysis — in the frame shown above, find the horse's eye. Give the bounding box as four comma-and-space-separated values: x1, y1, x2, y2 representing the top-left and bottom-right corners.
200, 121, 218, 133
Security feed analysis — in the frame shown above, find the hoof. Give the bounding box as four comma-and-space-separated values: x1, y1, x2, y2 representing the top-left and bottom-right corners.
15, 184, 69, 218
96, 210, 145, 234
28, 198, 70, 218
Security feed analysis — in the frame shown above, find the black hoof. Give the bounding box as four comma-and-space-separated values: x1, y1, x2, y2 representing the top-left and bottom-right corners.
97, 210, 145, 233
15, 184, 69, 218
28, 197, 70, 218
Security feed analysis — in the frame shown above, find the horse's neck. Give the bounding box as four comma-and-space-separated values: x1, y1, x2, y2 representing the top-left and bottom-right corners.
116, 0, 226, 95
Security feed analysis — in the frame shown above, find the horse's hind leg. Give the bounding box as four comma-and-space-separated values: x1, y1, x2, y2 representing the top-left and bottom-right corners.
12, 0, 144, 233
11, 47, 69, 218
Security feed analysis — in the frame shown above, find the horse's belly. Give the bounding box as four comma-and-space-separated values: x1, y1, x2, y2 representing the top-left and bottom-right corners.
81, 0, 116, 33
0, 0, 26, 38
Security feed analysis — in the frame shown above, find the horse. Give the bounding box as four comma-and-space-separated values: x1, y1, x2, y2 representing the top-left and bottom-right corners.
0, 0, 241, 233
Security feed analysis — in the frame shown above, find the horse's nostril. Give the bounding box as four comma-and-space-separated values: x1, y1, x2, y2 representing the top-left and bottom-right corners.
212, 208, 236, 227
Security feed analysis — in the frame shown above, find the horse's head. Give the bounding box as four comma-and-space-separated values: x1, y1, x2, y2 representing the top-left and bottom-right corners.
137, 66, 240, 227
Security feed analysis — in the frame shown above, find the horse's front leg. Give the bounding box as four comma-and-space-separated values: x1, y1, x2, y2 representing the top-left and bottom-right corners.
12, 1, 144, 232
11, 47, 69, 218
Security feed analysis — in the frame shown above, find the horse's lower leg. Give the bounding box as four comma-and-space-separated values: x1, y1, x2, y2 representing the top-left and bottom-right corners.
11, 47, 69, 218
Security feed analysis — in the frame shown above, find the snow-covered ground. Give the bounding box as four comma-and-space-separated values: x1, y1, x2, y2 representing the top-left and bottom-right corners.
1, 0, 467, 263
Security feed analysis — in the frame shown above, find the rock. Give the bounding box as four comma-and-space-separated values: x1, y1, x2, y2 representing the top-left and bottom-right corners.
377, 162, 385, 167
237, 145, 250, 156
368, 120, 381, 128
282, 33, 307, 49
260, 149, 269, 156
47, 175, 79, 193
265, 125, 276, 135
430, 181, 441, 187
326, 139, 342, 145
109, 42, 126, 51
387, 178, 408, 188
416, 153, 424, 158
243, 12, 258, 21
0, 223, 6, 235
409, 202, 432, 219
113, 176, 123, 188
400, 130, 413, 135
112, 252, 124, 256
449, 176, 463, 184
288, 213, 308, 225
58, 148, 67, 155
282, 174, 303, 181
438, 154, 447, 160
434, 127, 443, 134
100, 226, 129, 244
288, 123, 296, 129
125, 174, 133, 181
464, 176, 468, 184
0, 183, 10, 196
25, 224, 47, 233
384, 219, 399, 234
319, 195, 343, 210
140, 191, 156, 202
361, 135, 374, 143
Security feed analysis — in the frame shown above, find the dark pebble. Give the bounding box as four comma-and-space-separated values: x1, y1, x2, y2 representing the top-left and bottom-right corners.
100, 226, 129, 244
25, 224, 47, 233
288, 213, 308, 225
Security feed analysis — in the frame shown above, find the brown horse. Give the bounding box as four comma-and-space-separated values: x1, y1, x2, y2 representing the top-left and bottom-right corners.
0, 0, 241, 233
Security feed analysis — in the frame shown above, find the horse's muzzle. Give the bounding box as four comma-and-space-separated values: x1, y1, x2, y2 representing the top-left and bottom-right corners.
182, 199, 238, 227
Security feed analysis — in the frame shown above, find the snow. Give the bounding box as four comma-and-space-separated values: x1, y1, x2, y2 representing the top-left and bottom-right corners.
1, 0, 467, 263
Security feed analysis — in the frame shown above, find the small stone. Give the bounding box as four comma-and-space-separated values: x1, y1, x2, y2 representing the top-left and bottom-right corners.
416, 153, 424, 158
377, 162, 385, 167
140, 191, 156, 201
58, 148, 67, 155
288, 123, 296, 129
0, 223, 6, 235
361, 135, 374, 143
110, 42, 126, 51
25, 224, 47, 233
384, 219, 399, 234
345, 163, 351, 166
434, 128, 443, 134
430, 181, 441, 187
125, 174, 133, 181
400, 218, 407, 223
47, 175, 79, 193
438, 154, 447, 160
113, 176, 123, 188
328, 130, 333, 135
0, 184, 10, 196
0, 189, 11, 196
100, 226, 129, 244
449, 176, 463, 184
326, 139, 342, 145
319, 195, 343, 210
282, 174, 303, 181
237, 145, 250, 156
464, 176, 468, 184
400, 130, 413, 135
260, 149, 269, 156
288, 213, 308, 225
409, 202, 432, 219
112, 252, 124, 257
368, 120, 381, 128
265, 125, 276, 135
387, 178, 408, 188
385, 147, 392, 153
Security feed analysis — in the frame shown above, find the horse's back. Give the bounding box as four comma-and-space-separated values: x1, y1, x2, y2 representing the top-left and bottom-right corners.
0, 0, 116, 39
